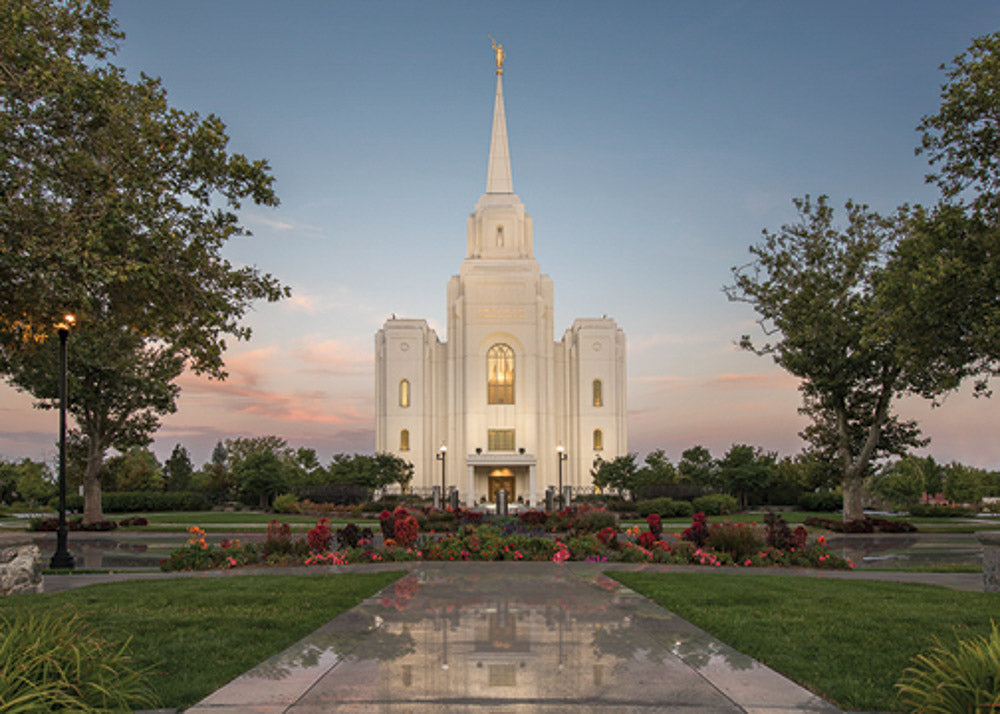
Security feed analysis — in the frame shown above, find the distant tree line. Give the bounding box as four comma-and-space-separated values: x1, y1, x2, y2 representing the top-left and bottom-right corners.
0, 435, 413, 511
590, 446, 1000, 511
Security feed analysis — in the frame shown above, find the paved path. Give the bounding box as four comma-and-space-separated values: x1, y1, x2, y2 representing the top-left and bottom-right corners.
41, 564, 984, 712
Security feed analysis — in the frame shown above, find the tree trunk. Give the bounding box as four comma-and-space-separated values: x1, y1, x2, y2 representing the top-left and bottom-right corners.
842, 472, 864, 522
82, 448, 104, 525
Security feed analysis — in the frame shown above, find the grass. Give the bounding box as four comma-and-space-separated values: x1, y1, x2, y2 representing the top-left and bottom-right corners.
610, 571, 1000, 712
0, 572, 402, 710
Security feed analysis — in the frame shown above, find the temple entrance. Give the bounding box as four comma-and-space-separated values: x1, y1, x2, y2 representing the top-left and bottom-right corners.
488, 468, 516, 503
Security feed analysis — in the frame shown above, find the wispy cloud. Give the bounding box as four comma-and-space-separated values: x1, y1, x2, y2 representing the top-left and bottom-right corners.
248, 214, 324, 235
703, 372, 800, 391
293, 338, 373, 375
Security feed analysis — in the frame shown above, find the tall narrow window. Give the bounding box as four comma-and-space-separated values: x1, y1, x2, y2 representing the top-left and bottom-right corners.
399, 379, 410, 407
593, 429, 603, 451
400, 429, 410, 451
496, 225, 504, 247
593, 379, 603, 407
487, 344, 514, 404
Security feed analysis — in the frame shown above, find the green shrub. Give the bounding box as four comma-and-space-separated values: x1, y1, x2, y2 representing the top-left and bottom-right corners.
705, 522, 764, 561
797, 491, 842, 512
635, 497, 693, 518
896, 621, 1000, 712
51, 491, 210, 513
908, 503, 975, 518
572, 508, 617, 533
272, 493, 299, 513
692, 493, 739, 515
0, 612, 157, 711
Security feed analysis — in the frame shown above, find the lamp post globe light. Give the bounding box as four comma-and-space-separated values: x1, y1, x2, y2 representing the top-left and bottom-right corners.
50, 314, 76, 570
557, 445, 567, 509
436, 444, 447, 495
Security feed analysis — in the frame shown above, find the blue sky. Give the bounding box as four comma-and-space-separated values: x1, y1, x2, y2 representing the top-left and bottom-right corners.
2, 1, 1000, 469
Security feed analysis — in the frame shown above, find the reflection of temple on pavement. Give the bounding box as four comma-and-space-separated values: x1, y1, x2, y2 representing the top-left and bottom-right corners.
382, 599, 608, 700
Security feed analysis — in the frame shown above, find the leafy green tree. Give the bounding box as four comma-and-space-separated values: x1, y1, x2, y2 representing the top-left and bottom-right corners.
164, 444, 194, 491
715, 444, 775, 509
3, 325, 182, 521
677, 446, 716, 487
374, 452, 414, 492
101, 446, 164, 492
0, 461, 17, 504
631, 449, 677, 498
324, 453, 413, 491
590, 454, 639, 496
233, 450, 286, 508
728, 196, 951, 520
871, 456, 929, 508
0, 0, 287, 523
8, 458, 54, 506
942, 462, 986, 504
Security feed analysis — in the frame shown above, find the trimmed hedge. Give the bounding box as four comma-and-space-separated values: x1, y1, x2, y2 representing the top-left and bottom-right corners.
908, 503, 976, 518
691, 493, 738, 516
635, 497, 694, 518
634, 483, 709, 502
50, 491, 210, 513
797, 491, 842, 512
299, 484, 369, 506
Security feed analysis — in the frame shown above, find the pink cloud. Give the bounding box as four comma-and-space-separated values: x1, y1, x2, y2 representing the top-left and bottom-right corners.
292, 338, 373, 375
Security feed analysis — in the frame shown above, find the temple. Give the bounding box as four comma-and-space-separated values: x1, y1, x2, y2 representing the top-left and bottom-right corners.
375, 48, 626, 506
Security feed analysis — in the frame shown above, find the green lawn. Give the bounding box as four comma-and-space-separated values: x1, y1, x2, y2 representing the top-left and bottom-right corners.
0, 572, 402, 710
610, 571, 1000, 712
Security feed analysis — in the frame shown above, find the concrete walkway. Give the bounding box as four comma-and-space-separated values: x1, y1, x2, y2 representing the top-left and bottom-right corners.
41, 564, 984, 713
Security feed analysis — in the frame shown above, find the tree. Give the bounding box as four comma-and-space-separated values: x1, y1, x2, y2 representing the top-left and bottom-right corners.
374, 452, 414, 492
677, 446, 716, 487
233, 450, 285, 508
1, 1, 288, 522
3, 324, 182, 521
164, 444, 194, 491
918, 31, 1000, 223
728, 196, 951, 520
631, 449, 677, 499
590, 454, 639, 496
942, 462, 986, 504
870, 457, 929, 508
102, 446, 164, 492
715, 444, 775, 509
3, 458, 54, 506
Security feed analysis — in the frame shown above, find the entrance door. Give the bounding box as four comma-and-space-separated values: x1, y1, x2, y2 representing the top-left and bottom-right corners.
488, 468, 516, 503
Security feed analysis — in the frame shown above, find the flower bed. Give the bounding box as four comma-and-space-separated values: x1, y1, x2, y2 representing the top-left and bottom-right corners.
160, 509, 853, 572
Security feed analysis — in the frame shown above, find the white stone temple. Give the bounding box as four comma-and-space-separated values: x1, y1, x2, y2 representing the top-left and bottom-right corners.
375, 47, 626, 506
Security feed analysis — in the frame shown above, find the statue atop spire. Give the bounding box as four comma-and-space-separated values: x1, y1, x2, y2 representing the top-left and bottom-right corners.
489, 35, 505, 75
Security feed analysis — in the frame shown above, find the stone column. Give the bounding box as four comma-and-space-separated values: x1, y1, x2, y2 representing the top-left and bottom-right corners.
529, 463, 537, 507
977, 531, 1000, 592
467, 464, 476, 507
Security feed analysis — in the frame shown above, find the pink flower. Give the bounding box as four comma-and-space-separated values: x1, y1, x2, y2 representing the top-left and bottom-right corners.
744, 559, 752, 566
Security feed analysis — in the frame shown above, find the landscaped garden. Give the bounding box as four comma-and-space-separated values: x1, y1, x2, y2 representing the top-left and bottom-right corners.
159, 505, 857, 571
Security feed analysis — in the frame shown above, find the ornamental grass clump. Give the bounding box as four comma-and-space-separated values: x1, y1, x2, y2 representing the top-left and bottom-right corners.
896, 621, 1000, 713
0, 612, 157, 712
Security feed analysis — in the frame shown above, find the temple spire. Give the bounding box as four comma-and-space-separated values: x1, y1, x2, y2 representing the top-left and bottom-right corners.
486, 40, 513, 194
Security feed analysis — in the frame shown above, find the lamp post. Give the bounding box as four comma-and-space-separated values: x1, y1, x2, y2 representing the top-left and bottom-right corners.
436, 444, 447, 495
557, 445, 567, 509
50, 314, 76, 570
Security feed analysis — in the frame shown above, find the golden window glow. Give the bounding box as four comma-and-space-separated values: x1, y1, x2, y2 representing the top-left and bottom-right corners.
399, 379, 410, 407
593, 379, 603, 407
487, 343, 514, 404
488, 429, 515, 451
593, 428, 603, 451
400, 429, 409, 451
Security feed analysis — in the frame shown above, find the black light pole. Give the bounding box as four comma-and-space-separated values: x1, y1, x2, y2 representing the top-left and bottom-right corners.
50, 315, 75, 570
557, 444, 567, 508
437, 444, 447, 495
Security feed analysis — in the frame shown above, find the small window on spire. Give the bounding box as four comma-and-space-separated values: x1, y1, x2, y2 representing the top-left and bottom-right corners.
593, 429, 604, 451
399, 379, 410, 408
400, 429, 410, 451
496, 225, 504, 247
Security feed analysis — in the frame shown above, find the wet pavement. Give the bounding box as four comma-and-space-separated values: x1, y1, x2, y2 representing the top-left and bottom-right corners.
184, 563, 840, 713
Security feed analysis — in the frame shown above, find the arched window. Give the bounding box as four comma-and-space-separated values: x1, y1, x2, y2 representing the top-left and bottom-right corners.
400, 429, 410, 451
487, 343, 514, 404
593, 429, 604, 451
399, 379, 410, 408
593, 379, 603, 407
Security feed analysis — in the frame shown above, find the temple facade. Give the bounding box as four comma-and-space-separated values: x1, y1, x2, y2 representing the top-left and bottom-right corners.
374, 51, 626, 506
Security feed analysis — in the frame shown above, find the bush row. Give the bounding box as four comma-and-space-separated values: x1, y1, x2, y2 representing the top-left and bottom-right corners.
49, 492, 210, 513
